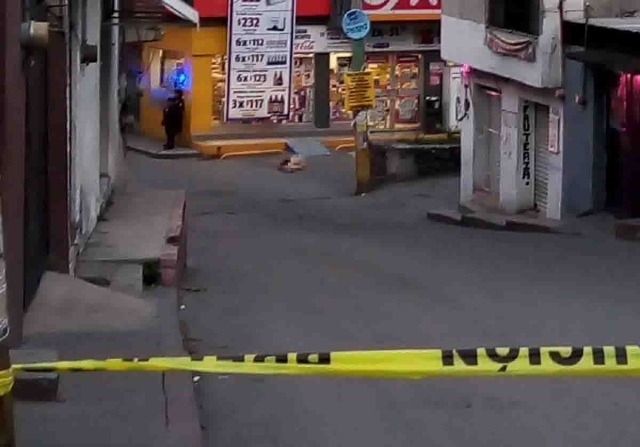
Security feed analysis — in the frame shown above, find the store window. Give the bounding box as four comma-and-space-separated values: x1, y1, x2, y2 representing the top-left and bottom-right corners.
330, 52, 353, 122
288, 55, 315, 123
212, 55, 227, 125
363, 53, 421, 130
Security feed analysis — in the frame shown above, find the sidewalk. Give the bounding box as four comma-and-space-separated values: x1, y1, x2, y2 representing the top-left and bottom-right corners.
12, 176, 197, 445
15, 272, 202, 447
427, 199, 628, 239
77, 187, 188, 288
126, 132, 201, 160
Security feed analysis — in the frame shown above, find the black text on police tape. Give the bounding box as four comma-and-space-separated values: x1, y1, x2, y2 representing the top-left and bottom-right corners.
441, 346, 632, 369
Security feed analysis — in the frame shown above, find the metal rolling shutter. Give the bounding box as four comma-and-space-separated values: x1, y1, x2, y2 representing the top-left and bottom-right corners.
535, 104, 550, 213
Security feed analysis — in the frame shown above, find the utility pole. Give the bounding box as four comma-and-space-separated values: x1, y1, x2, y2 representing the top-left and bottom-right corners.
0, 0, 25, 443
0, 350, 15, 447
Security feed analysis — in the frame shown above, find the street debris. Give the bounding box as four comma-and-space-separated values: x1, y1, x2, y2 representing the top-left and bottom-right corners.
278, 155, 306, 173
180, 286, 208, 293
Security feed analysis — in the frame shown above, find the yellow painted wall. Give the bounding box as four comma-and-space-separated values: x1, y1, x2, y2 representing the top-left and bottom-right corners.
140, 25, 227, 145
192, 26, 227, 56
190, 56, 214, 136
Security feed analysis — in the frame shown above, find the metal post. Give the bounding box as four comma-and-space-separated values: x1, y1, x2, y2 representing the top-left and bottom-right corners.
0, 351, 15, 447
0, 0, 26, 442
350, 0, 371, 194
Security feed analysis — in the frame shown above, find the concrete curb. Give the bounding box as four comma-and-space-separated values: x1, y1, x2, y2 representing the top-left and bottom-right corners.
427, 208, 579, 235
192, 136, 355, 159
426, 209, 463, 225
127, 144, 202, 160
11, 349, 59, 402
161, 192, 188, 287
615, 219, 640, 241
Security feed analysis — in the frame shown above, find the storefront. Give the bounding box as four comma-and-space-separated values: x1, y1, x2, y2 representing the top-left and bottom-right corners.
138, 0, 443, 143
461, 71, 564, 219
562, 17, 640, 219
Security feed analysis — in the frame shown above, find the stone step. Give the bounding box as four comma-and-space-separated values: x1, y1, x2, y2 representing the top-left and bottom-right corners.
615, 219, 640, 241
426, 209, 463, 225
10, 349, 59, 402
76, 261, 143, 296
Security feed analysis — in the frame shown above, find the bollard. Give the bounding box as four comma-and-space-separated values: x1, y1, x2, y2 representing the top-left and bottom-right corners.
0, 349, 15, 447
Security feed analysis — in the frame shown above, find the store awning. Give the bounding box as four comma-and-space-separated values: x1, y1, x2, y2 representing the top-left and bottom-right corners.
563, 17, 640, 73
566, 49, 640, 74
117, 0, 199, 26
161, 0, 199, 26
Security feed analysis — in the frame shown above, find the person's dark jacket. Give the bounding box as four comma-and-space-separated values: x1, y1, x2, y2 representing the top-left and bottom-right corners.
162, 100, 184, 133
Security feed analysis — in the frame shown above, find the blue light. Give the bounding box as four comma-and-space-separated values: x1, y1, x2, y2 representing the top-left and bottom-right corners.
169, 68, 189, 90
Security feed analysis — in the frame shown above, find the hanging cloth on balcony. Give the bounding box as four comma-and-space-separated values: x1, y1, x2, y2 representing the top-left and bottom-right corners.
485, 28, 536, 62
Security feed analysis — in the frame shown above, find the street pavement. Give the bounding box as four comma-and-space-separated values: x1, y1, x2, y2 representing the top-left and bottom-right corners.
128, 152, 640, 447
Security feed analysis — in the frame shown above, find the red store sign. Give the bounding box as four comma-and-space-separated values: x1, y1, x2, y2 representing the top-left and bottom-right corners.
194, 0, 330, 18
363, 0, 441, 15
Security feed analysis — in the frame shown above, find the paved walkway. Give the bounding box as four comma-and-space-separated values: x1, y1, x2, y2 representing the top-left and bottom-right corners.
126, 133, 200, 159
127, 152, 640, 447
16, 272, 202, 447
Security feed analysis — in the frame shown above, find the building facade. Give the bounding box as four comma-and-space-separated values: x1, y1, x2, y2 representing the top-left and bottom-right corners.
562, 3, 640, 219
442, 0, 569, 220
135, 0, 446, 144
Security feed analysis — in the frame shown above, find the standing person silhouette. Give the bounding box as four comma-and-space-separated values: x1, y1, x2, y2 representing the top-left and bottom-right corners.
162, 90, 184, 150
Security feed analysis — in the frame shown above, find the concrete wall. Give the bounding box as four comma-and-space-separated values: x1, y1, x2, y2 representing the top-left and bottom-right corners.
69, 0, 124, 269
441, 0, 563, 88
443, 65, 463, 132
442, 0, 485, 24
460, 72, 564, 219
588, 0, 640, 17
561, 0, 639, 19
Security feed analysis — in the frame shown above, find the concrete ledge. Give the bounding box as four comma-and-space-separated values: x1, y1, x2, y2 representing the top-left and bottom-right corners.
427, 209, 463, 225
323, 136, 354, 150
505, 216, 561, 234
76, 262, 143, 296
166, 192, 187, 245
192, 139, 287, 158
11, 349, 59, 402
160, 194, 187, 287
462, 213, 508, 231
126, 133, 201, 159
615, 219, 640, 241
192, 136, 356, 158
127, 145, 202, 160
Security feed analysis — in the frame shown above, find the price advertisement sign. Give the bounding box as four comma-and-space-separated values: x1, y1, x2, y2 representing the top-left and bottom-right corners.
226, 0, 296, 120
344, 71, 375, 111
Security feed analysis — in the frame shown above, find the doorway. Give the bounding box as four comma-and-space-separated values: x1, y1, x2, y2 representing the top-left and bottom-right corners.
607, 72, 640, 217
473, 86, 502, 200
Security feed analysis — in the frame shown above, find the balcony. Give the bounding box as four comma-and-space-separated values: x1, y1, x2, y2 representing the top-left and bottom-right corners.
441, 3, 563, 89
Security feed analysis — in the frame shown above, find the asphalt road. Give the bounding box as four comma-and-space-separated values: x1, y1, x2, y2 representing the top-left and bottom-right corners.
129, 152, 640, 447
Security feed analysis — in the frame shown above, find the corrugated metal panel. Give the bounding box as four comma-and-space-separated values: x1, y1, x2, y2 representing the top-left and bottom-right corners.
119, 0, 199, 24
535, 104, 550, 213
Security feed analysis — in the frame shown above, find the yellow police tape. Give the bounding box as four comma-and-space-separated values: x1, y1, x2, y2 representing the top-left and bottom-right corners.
2, 345, 640, 396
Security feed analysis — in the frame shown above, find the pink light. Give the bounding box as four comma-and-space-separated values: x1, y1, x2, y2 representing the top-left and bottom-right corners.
461, 64, 472, 86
